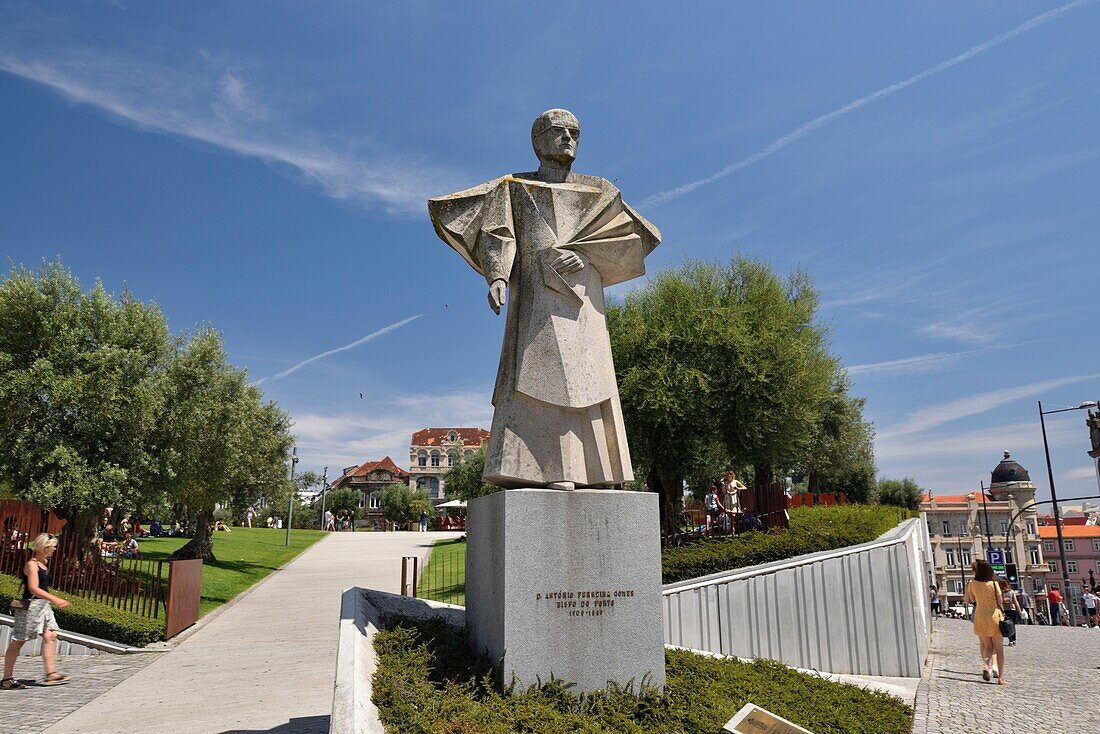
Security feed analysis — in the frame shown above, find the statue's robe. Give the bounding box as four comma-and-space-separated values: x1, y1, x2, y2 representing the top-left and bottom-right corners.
429, 171, 660, 488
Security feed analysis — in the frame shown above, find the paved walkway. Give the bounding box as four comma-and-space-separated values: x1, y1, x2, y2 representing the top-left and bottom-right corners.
26, 531, 458, 734
915, 618, 1100, 734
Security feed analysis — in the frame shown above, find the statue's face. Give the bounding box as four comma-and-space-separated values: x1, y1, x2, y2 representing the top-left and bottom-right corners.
534, 121, 579, 166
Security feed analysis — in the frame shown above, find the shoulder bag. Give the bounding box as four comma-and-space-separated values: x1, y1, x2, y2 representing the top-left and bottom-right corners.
995, 583, 1015, 638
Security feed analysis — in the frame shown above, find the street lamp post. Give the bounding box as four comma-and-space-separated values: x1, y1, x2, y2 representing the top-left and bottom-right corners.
285, 446, 299, 547
1038, 399, 1099, 627
956, 533, 969, 619
979, 480, 993, 556
319, 466, 329, 531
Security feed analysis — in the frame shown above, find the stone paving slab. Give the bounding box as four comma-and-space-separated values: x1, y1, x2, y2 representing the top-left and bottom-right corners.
915, 618, 1100, 734
34, 531, 459, 734
0, 653, 160, 734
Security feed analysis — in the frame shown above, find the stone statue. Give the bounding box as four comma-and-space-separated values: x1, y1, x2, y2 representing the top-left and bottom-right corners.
428, 109, 660, 490
1087, 408, 1100, 459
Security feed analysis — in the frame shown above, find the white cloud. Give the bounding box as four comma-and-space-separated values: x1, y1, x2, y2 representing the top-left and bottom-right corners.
878, 374, 1100, 439
643, 0, 1092, 207
848, 346, 1010, 377
290, 388, 494, 473
0, 47, 457, 215
255, 315, 423, 384
1064, 465, 1098, 480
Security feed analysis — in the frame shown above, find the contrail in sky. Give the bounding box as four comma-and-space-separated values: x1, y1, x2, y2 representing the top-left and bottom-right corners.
643, 0, 1092, 207
256, 314, 423, 384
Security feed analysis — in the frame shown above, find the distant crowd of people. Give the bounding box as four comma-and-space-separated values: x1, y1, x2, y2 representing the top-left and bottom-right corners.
322, 509, 356, 532
701, 471, 766, 535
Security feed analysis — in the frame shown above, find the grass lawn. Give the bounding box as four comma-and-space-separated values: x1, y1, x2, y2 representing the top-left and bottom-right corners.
417, 537, 466, 606
373, 618, 913, 734
138, 526, 326, 616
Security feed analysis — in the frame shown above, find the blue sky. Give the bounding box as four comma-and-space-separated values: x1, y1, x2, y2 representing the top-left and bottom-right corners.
2, 1, 1098, 502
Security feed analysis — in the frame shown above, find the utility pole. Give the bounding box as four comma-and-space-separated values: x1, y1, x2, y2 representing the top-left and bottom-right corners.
980, 480, 993, 556
285, 446, 299, 547
1039, 401, 1075, 626
319, 466, 329, 531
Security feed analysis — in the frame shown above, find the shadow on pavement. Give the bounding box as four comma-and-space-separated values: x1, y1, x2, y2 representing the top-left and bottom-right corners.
219, 715, 330, 733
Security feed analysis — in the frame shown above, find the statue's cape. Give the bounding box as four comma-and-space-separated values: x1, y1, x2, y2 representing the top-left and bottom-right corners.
428, 174, 660, 287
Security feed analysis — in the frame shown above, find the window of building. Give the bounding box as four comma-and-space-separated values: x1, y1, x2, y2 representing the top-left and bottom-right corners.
429, 477, 440, 498
961, 550, 972, 566
1096, 560, 1100, 574
464, 450, 473, 459
447, 451, 456, 467
417, 451, 427, 467
1004, 548, 1014, 564
1026, 520, 1036, 536
942, 520, 951, 537
430, 450, 441, 467
358, 492, 365, 508
1064, 540, 1075, 552
1000, 521, 1009, 536
958, 522, 969, 537
1043, 539, 1054, 552
1034, 577, 1045, 592
448, 431, 457, 442
945, 549, 955, 567
1030, 548, 1041, 566
951, 580, 963, 594
927, 521, 934, 537
1067, 561, 1078, 574
1093, 539, 1100, 553
417, 477, 429, 489
369, 492, 381, 509
1049, 560, 1058, 573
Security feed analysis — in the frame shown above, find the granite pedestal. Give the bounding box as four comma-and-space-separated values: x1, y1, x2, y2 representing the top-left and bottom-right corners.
465, 488, 665, 693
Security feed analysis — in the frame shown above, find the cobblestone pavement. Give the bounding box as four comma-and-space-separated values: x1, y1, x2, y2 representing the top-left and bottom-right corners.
0, 652, 160, 734
915, 618, 1100, 733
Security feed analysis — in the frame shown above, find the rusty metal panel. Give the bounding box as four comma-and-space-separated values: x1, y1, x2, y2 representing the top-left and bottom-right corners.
165, 558, 203, 639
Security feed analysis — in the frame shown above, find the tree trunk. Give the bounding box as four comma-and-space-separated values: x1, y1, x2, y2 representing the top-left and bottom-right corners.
169, 508, 216, 563
808, 469, 821, 506
647, 467, 683, 537
54, 506, 101, 564
752, 464, 774, 526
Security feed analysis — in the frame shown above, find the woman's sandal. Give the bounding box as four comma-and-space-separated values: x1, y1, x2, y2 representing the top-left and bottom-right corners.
40, 672, 70, 686
1, 677, 27, 690
982, 669, 991, 682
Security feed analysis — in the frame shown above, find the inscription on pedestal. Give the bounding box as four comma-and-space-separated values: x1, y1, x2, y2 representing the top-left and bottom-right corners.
536, 589, 636, 618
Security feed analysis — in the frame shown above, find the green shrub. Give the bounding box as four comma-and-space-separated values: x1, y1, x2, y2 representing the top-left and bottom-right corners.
661, 505, 916, 584
0, 573, 163, 647
373, 617, 912, 734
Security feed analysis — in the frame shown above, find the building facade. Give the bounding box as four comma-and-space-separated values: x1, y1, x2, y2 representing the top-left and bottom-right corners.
408, 427, 490, 500
328, 456, 409, 528
1041, 521, 1100, 603
921, 451, 1049, 611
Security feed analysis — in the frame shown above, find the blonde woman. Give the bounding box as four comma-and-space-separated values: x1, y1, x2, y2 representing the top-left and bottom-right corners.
964, 559, 1006, 685
2, 534, 72, 689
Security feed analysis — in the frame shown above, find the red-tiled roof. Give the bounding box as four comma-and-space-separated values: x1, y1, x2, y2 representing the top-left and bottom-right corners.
921, 492, 999, 504
411, 427, 489, 447
1039, 524, 1100, 538
339, 456, 408, 480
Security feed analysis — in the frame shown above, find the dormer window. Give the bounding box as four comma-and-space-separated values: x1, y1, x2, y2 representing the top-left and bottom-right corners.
448, 431, 457, 442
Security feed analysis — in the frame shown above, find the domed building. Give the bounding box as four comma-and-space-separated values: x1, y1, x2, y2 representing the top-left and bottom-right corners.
921, 451, 1050, 615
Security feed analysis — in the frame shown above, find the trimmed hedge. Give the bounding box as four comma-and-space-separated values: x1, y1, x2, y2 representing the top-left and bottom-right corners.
0, 573, 163, 647
372, 618, 913, 734
662, 505, 917, 584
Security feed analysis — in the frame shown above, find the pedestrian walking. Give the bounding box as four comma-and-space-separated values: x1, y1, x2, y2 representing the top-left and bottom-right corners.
965, 559, 1007, 685
999, 579, 1021, 645
419, 511, 428, 532
2, 534, 72, 690
324, 509, 335, 532
1018, 587, 1032, 624
1083, 587, 1098, 627
929, 584, 941, 619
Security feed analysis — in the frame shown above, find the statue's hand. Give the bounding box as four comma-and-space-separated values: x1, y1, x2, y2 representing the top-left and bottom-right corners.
488, 279, 507, 315
550, 250, 584, 276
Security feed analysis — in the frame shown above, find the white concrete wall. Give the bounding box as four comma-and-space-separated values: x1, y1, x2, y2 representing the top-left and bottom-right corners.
662, 518, 933, 678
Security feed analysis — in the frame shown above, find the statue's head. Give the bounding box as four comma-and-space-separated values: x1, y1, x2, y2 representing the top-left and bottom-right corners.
531, 108, 580, 167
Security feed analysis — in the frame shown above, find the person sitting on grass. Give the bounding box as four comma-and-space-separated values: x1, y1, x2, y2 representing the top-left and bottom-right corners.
214, 519, 232, 532
121, 533, 140, 558
150, 520, 163, 537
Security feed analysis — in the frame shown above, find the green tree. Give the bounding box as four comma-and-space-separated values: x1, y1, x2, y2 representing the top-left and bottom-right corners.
797, 376, 877, 503
0, 260, 172, 550
162, 328, 293, 561
442, 445, 497, 501
322, 487, 361, 515
608, 257, 857, 533
378, 482, 430, 528
876, 477, 924, 510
